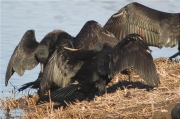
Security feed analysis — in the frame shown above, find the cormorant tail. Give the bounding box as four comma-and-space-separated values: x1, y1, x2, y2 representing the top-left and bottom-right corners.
18, 80, 40, 92
18, 72, 42, 92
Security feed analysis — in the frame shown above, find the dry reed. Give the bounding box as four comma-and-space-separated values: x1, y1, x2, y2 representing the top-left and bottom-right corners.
0, 57, 180, 119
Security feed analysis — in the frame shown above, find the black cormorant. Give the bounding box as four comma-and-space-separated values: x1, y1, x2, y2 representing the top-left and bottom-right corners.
5, 30, 64, 86
18, 30, 81, 94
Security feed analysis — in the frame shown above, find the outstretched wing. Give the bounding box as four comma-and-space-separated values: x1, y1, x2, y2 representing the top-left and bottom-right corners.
5, 30, 39, 86
98, 34, 160, 86
104, 2, 180, 48
74, 20, 119, 49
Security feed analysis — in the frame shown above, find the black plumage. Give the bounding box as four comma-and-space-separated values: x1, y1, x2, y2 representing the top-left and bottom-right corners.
18, 30, 79, 94
103, 2, 180, 59
5, 30, 39, 86
49, 33, 160, 101
171, 103, 180, 119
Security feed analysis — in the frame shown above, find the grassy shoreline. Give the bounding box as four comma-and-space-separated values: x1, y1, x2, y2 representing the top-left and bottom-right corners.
1, 58, 180, 118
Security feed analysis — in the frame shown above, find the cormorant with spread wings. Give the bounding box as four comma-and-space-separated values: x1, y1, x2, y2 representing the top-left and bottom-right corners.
5, 29, 63, 86
42, 21, 160, 101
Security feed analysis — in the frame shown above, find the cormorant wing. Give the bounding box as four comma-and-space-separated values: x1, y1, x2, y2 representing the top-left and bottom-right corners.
5, 30, 39, 86
64, 20, 120, 59
104, 2, 180, 48
74, 20, 119, 49
97, 34, 160, 86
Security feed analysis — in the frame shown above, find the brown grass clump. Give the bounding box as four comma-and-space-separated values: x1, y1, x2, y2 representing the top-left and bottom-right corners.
0, 57, 180, 118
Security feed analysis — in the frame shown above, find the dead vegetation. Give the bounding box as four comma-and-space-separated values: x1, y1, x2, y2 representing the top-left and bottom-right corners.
0, 57, 180, 119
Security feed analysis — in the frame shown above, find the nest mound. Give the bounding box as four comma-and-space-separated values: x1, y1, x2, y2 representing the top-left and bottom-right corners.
1, 57, 180, 118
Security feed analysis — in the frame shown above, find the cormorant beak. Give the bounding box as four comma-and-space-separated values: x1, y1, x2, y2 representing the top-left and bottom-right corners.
64, 47, 79, 51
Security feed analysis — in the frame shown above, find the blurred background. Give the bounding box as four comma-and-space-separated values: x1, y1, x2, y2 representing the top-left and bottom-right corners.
0, 0, 179, 113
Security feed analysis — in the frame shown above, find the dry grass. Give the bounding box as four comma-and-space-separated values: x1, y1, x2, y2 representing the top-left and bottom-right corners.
0, 57, 180, 119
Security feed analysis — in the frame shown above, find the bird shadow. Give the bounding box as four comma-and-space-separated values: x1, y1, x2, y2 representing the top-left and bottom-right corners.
38, 80, 153, 109
107, 80, 153, 93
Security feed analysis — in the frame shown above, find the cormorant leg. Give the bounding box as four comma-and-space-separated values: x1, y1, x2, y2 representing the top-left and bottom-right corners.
38, 72, 43, 79
105, 88, 107, 94
169, 51, 180, 61
128, 74, 131, 82
40, 63, 44, 73
96, 79, 106, 96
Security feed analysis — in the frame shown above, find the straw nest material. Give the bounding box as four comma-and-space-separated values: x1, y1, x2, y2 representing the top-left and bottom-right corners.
1, 57, 180, 119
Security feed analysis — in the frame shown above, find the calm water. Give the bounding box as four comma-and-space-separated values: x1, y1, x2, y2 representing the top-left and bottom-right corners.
1, 0, 180, 118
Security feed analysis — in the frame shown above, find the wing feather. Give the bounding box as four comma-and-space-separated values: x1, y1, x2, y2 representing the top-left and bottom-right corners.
104, 2, 180, 48
74, 20, 119, 49
99, 34, 160, 86
5, 30, 39, 86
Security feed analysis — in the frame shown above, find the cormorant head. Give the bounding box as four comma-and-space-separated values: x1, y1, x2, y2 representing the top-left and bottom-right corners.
36, 45, 49, 64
